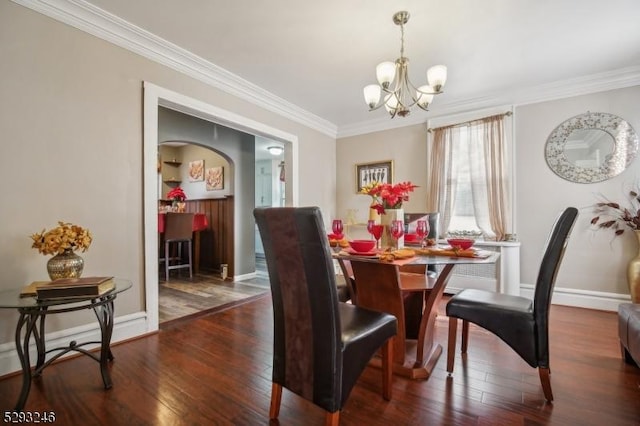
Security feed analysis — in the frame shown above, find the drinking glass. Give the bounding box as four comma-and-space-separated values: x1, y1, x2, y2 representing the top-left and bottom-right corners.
332, 219, 344, 239
367, 220, 375, 239
371, 224, 383, 249
391, 220, 404, 249
416, 219, 429, 248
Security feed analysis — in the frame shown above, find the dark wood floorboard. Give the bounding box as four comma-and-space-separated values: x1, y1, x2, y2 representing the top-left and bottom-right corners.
1, 297, 639, 425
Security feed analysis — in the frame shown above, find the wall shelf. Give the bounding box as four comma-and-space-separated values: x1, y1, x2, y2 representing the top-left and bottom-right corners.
163, 160, 182, 166
163, 179, 182, 185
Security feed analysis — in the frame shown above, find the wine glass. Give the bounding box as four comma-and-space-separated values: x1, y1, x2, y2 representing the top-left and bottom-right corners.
332, 219, 344, 239
391, 220, 404, 249
367, 220, 376, 239
416, 219, 429, 248
371, 224, 383, 250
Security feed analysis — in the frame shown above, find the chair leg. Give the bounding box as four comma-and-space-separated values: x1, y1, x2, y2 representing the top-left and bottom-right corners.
325, 411, 339, 426
447, 316, 457, 373
165, 241, 170, 281
461, 320, 469, 353
188, 240, 193, 278
539, 367, 554, 402
381, 338, 393, 400
269, 382, 282, 419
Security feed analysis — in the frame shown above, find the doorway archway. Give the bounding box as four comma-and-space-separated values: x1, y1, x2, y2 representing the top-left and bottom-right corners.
143, 82, 299, 332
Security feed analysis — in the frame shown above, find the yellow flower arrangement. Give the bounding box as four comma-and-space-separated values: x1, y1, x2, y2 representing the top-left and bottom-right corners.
30, 221, 93, 255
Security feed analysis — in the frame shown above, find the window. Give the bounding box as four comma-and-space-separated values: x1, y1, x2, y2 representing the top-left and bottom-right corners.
427, 112, 512, 241
447, 130, 482, 234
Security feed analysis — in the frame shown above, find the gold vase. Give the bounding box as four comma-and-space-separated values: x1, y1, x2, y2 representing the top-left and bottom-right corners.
627, 230, 640, 303
47, 249, 84, 280
368, 200, 380, 223
380, 208, 404, 250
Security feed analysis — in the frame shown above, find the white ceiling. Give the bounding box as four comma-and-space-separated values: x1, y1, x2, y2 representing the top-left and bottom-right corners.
30, 0, 640, 135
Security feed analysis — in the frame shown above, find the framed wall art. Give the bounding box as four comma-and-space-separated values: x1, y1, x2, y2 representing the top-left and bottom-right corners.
355, 160, 393, 192
205, 166, 224, 191
188, 159, 204, 182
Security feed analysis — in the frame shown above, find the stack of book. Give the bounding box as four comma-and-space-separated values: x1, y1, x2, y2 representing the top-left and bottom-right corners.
21, 276, 115, 300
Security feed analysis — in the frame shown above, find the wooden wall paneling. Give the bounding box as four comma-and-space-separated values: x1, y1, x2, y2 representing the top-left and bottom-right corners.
184, 198, 234, 275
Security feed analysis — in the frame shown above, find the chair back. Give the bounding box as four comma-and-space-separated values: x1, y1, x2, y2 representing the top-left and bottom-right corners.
164, 213, 194, 241
405, 212, 440, 239
427, 212, 440, 239
533, 207, 578, 363
253, 207, 341, 407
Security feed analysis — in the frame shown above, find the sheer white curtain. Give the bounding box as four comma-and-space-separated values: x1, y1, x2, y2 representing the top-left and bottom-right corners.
427, 114, 510, 240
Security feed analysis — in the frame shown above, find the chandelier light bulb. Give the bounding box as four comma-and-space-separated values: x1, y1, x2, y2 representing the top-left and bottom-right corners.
427, 65, 447, 92
416, 86, 434, 108
376, 62, 397, 88
364, 84, 382, 108
384, 93, 399, 115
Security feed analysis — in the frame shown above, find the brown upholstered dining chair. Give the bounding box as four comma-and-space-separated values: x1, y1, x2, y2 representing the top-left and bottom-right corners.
254, 207, 397, 425
162, 212, 194, 281
446, 207, 578, 402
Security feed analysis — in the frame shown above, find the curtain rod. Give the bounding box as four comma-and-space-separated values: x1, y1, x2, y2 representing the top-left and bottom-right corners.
427, 111, 512, 133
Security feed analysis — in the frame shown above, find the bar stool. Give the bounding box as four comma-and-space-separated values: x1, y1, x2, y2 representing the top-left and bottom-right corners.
162, 213, 194, 281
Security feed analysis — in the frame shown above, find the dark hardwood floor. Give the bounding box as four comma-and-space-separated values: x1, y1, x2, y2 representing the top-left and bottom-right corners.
1, 295, 639, 425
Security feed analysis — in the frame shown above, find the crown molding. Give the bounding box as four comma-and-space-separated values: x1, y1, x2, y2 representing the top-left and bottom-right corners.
11, 0, 338, 138
12, 0, 640, 140
338, 65, 640, 139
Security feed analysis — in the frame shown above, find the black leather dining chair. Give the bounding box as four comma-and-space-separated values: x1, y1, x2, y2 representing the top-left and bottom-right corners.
254, 207, 397, 425
446, 207, 578, 402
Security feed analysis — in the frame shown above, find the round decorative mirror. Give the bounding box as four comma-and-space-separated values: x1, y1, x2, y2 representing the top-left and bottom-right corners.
545, 112, 639, 183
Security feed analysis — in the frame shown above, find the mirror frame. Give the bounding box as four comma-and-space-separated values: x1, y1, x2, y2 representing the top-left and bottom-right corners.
545, 112, 639, 183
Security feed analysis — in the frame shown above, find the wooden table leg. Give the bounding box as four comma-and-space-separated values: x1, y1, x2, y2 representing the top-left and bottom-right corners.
413, 263, 455, 377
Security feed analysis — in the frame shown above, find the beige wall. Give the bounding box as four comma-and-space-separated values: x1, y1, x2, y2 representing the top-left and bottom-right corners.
337, 86, 640, 303
0, 2, 335, 344
336, 124, 429, 224
515, 86, 640, 296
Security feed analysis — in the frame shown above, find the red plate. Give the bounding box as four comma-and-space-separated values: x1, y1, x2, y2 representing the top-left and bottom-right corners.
345, 248, 378, 256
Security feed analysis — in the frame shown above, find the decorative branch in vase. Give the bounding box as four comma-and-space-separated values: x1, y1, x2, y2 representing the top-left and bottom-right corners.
591, 185, 640, 302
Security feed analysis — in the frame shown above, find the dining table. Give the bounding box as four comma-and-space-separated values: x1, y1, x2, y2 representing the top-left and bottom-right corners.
158, 212, 209, 274
336, 246, 499, 380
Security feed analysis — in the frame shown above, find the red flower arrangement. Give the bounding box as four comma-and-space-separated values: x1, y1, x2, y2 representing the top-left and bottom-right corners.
367, 181, 418, 214
167, 186, 186, 202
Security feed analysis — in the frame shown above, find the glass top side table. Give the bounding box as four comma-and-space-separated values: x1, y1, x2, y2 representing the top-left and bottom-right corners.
0, 278, 132, 410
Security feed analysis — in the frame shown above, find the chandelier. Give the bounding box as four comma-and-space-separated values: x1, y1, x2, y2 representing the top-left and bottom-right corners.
363, 11, 447, 118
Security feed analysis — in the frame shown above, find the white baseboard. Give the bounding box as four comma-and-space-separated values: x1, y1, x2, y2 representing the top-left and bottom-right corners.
0, 311, 148, 378
447, 279, 629, 312
233, 272, 257, 282
520, 284, 629, 312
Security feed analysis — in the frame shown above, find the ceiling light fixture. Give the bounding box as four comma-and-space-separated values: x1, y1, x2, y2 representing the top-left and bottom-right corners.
363, 11, 447, 118
267, 146, 284, 156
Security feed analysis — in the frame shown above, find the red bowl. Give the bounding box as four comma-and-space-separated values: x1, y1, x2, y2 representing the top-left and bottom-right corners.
404, 233, 418, 242
349, 239, 376, 253
447, 238, 474, 250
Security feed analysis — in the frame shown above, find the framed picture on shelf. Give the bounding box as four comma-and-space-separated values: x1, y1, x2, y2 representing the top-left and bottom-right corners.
188, 160, 204, 182
206, 166, 224, 191
355, 160, 393, 192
